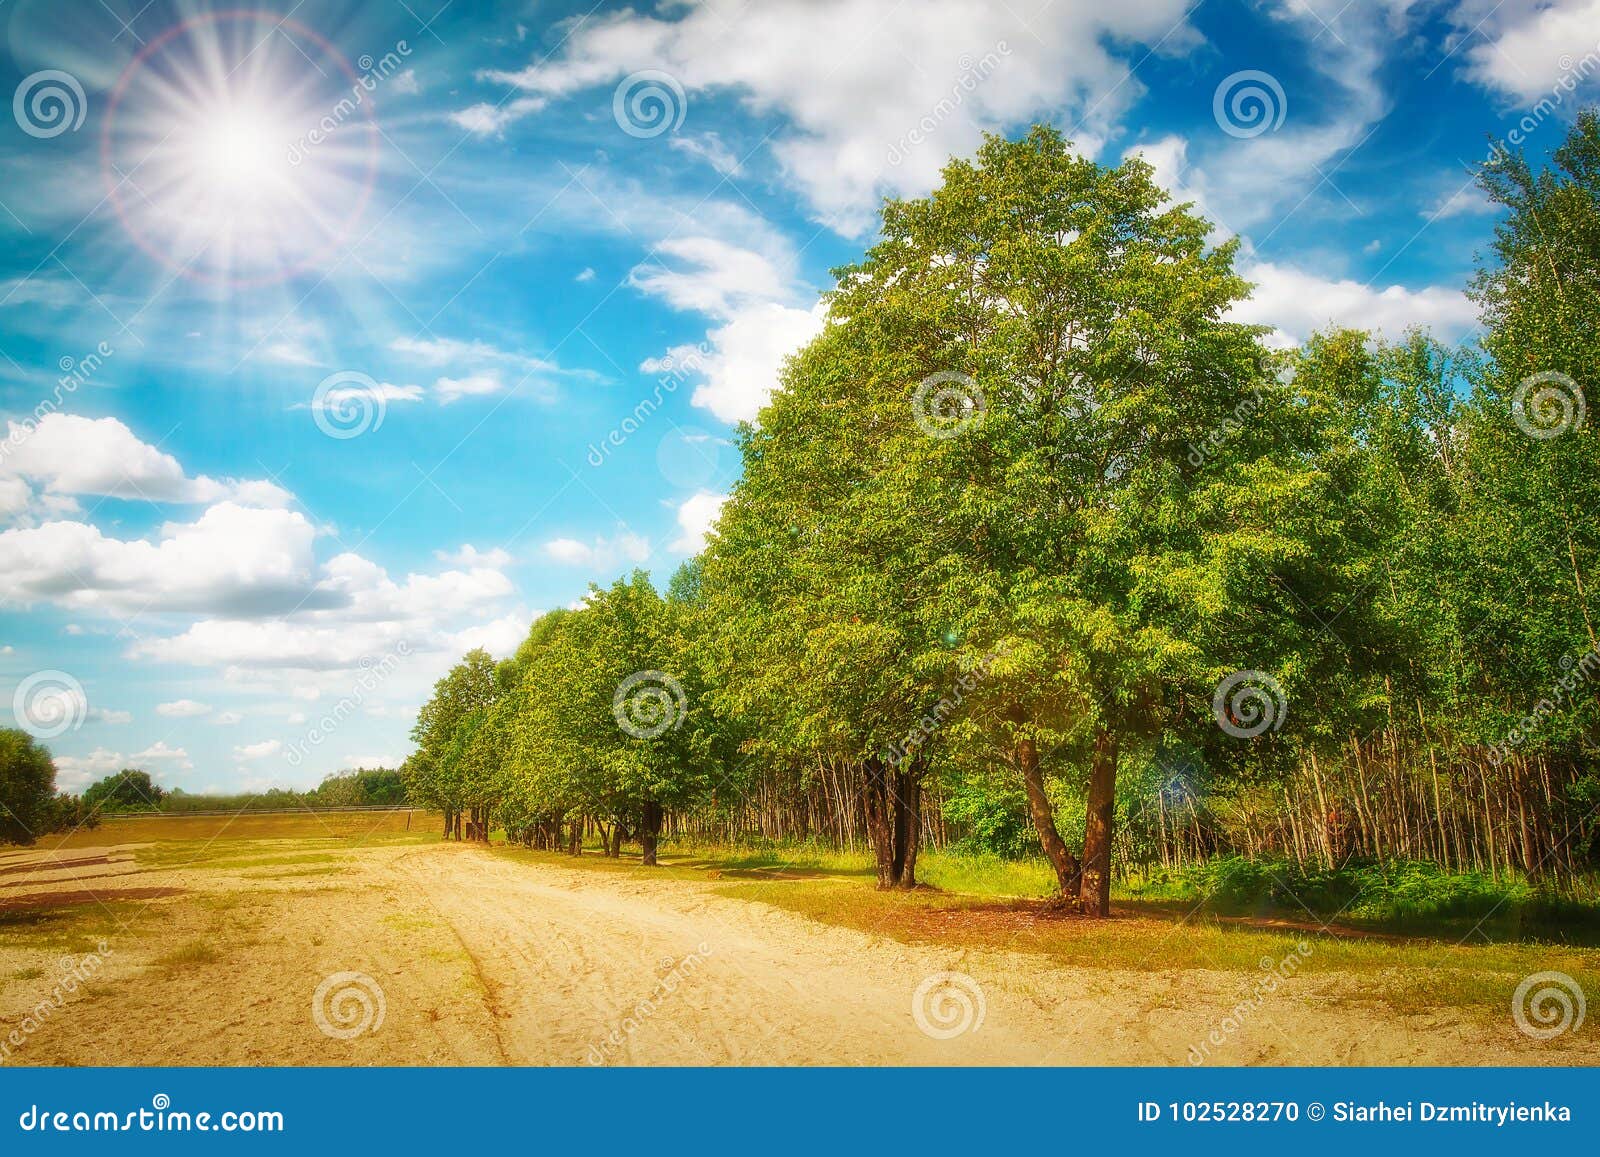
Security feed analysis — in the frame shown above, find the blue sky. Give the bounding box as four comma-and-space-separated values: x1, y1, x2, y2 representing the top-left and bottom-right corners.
0, 0, 1595, 793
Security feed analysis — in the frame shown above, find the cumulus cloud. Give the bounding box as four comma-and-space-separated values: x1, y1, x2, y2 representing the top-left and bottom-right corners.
0, 502, 326, 616
542, 531, 651, 570
0, 415, 292, 512
1451, 0, 1600, 103
670, 490, 728, 553
1231, 260, 1478, 348
460, 0, 1202, 231
157, 699, 213, 718
234, 739, 282, 761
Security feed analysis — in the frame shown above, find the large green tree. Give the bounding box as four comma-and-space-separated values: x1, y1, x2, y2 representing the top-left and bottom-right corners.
1, 729, 65, 845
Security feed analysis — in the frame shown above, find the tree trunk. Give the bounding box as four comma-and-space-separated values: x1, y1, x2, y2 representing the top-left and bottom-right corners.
640, 800, 664, 866
860, 759, 898, 889
569, 816, 583, 856
1017, 735, 1081, 904
607, 824, 625, 857
891, 764, 921, 889
1080, 729, 1118, 917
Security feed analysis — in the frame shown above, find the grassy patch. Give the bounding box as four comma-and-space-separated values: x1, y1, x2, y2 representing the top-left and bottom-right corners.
152, 939, 220, 969
1127, 856, 1600, 944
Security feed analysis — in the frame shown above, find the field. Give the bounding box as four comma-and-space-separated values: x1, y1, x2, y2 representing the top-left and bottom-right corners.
1, 812, 1597, 1066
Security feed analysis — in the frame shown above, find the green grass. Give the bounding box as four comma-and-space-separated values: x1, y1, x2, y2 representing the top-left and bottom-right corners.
1123, 856, 1600, 944
152, 938, 220, 969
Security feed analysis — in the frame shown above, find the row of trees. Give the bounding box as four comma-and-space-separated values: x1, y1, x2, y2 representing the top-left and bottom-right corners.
0, 750, 409, 847
406, 115, 1600, 911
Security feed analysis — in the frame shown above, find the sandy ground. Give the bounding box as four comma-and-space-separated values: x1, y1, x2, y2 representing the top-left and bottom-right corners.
1, 839, 1595, 1066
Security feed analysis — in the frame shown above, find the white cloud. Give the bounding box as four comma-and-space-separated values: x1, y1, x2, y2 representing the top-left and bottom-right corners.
542, 531, 651, 570
625, 236, 827, 424
1425, 185, 1497, 220
157, 699, 213, 718
434, 544, 514, 568
463, 0, 1203, 231
449, 95, 546, 136
88, 708, 132, 725
447, 610, 531, 658
670, 490, 728, 553
690, 302, 827, 424
234, 739, 282, 761
576, 267, 597, 283
629, 237, 795, 319
670, 131, 742, 175
52, 747, 126, 788
0, 415, 292, 511
212, 711, 244, 725
434, 371, 505, 403
0, 502, 322, 615
308, 382, 424, 409
1452, 0, 1600, 102
1232, 260, 1478, 348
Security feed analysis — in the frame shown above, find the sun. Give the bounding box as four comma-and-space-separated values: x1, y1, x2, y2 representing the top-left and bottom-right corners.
101, 11, 379, 287
186, 104, 291, 193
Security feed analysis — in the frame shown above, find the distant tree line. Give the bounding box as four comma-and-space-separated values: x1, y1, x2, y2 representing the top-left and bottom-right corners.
0, 746, 408, 846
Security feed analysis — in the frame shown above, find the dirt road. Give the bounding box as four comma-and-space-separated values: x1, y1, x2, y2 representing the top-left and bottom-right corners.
1, 840, 1592, 1065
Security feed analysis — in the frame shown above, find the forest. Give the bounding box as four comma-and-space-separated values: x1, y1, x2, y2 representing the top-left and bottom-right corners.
406, 114, 1592, 914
